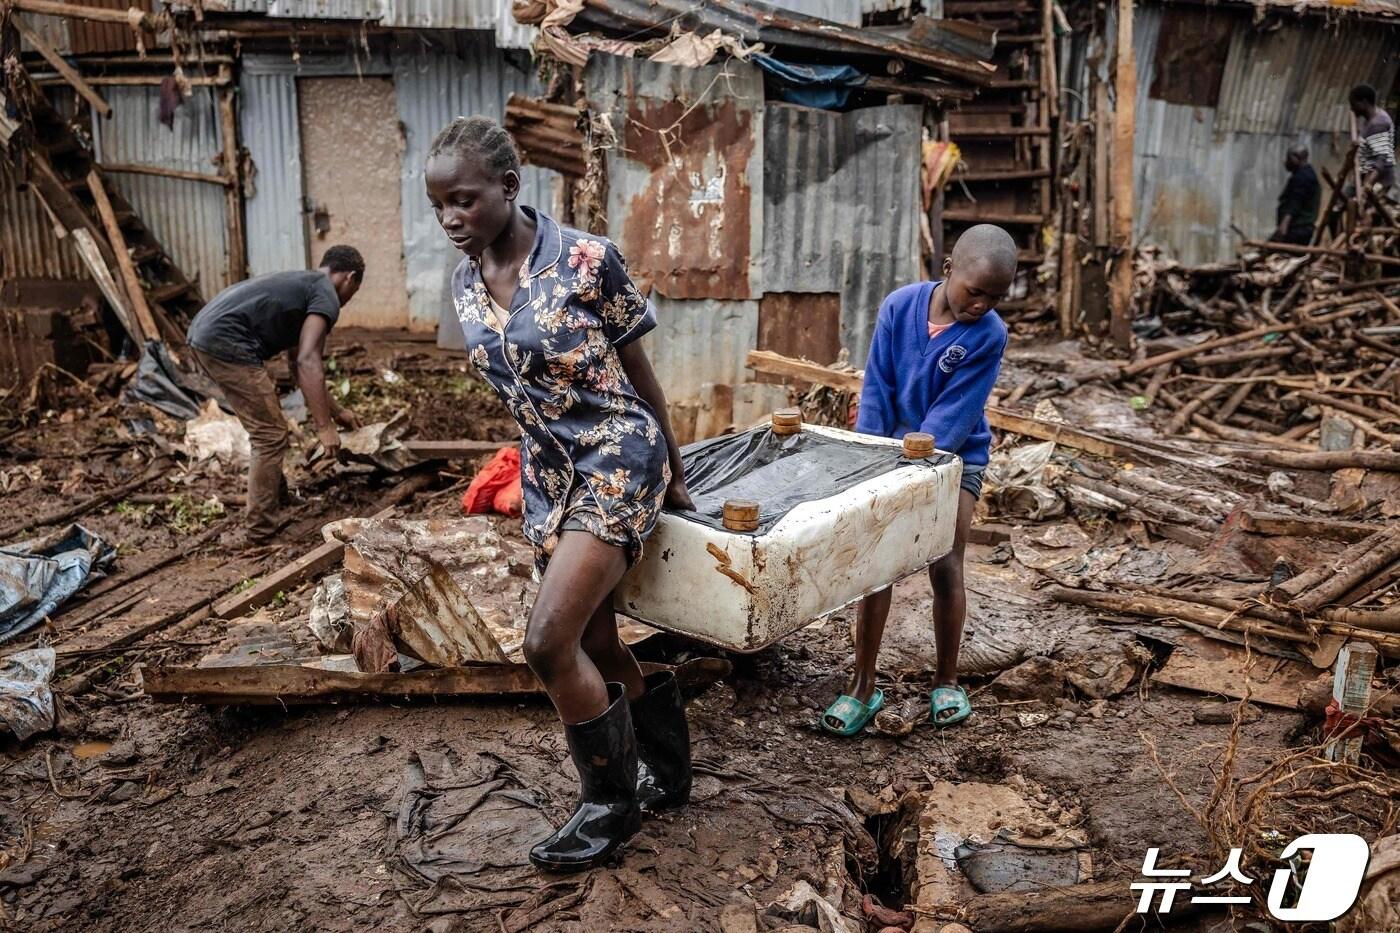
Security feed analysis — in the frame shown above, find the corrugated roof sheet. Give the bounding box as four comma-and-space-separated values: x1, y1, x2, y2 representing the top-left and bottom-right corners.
390, 35, 558, 333
0, 158, 89, 281
764, 102, 922, 365
93, 86, 233, 296
265, 0, 384, 18
584, 55, 765, 302
1215, 19, 1397, 134
239, 70, 308, 277
382, 0, 495, 28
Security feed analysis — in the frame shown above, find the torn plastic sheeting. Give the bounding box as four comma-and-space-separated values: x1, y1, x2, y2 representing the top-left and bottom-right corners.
337, 409, 416, 473
0, 648, 56, 741
679, 426, 950, 534
752, 54, 867, 110
0, 525, 117, 645
124, 341, 219, 421
388, 749, 554, 916
984, 440, 1065, 521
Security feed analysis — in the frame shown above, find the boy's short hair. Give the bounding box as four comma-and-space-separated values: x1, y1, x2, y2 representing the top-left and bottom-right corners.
1350, 84, 1377, 107
319, 245, 365, 280
952, 224, 1018, 279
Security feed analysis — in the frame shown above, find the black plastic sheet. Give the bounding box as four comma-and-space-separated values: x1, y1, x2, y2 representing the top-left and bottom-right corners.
678, 426, 952, 534
0, 524, 116, 645
124, 341, 220, 420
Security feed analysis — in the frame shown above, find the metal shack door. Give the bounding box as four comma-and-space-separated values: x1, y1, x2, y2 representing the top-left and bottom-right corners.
297, 76, 412, 329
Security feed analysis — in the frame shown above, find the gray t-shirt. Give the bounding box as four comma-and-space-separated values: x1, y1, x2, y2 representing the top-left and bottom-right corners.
187, 271, 341, 364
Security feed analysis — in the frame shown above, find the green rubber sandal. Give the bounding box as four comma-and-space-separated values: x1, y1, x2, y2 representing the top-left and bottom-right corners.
930, 685, 972, 728
820, 689, 885, 737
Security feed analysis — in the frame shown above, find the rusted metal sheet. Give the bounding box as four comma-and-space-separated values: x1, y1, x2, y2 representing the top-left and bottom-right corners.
585, 56, 764, 302
66, 0, 154, 55
763, 102, 922, 365
756, 292, 841, 383
1146, 6, 1235, 107
505, 95, 586, 177
0, 158, 88, 282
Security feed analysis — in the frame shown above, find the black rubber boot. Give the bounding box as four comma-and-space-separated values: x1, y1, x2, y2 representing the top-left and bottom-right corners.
631, 671, 692, 811
529, 683, 641, 872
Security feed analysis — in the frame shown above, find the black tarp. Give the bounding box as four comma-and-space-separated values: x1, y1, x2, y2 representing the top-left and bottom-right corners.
678, 426, 951, 534
123, 341, 220, 420
0, 525, 116, 645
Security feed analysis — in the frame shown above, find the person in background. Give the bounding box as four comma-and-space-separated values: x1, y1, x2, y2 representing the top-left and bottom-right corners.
186, 246, 365, 545
821, 224, 1014, 737
1272, 145, 1320, 246
1351, 84, 1395, 199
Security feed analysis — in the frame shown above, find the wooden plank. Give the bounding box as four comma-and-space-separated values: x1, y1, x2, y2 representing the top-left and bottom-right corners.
141, 657, 732, 706
86, 169, 159, 344
99, 162, 233, 186
942, 210, 1047, 225
402, 439, 507, 460
12, 0, 159, 28
1238, 511, 1379, 543
13, 14, 111, 118
1151, 633, 1317, 710
1108, 0, 1136, 348
744, 350, 863, 393
217, 86, 246, 284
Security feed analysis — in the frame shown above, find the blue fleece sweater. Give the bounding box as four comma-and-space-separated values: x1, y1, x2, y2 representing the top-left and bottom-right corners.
856, 281, 1008, 466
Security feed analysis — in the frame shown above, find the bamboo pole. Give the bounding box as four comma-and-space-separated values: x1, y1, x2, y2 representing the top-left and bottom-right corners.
9, 0, 159, 29
99, 162, 233, 186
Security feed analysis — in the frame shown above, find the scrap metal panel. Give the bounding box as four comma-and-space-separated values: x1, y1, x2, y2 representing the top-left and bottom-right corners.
1215, 19, 1397, 134
382, 0, 496, 28
66, 0, 153, 55
764, 102, 921, 365
0, 159, 88, 282
763, 0, 863, 26
585, 55, 764, 303
393, 37, 558, 334
642, 296, 758, 403
93, 86, 233, 295
266, 0, 384, 18
240, 71, 308, 277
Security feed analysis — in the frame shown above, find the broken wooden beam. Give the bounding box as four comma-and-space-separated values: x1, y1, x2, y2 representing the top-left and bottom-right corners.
1237, 511, 1377, 543
1290, 527, 1400, 613
13, 14, 111, 118
1123, 323, 1299, 376
1244, 239, 1400, 270
744, 350, 864, 393
140, 656, 731, 706
402, 439, 506, 461
10, 0, 161, 29
86, 169, 160, 344
1228, 447, 1400, 472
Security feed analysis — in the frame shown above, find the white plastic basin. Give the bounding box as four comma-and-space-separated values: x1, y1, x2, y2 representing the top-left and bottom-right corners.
615, 424, 964, 652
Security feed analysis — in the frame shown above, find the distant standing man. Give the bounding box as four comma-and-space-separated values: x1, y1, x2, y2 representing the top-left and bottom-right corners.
1272, 145, 1320, 245
1351, 84, 1395, 199
186, 246, 365, 544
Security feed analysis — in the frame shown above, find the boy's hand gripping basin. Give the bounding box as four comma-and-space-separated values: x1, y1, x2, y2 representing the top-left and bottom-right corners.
614, 417, 964, 652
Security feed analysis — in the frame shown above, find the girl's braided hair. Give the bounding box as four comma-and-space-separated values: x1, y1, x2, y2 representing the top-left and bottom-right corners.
427, 116, 521, 177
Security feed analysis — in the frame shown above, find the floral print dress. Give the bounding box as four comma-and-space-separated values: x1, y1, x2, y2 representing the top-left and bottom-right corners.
452, 207, 670, 572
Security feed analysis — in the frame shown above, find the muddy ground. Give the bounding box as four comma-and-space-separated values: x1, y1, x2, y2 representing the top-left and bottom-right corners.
0, 332, 1389, 932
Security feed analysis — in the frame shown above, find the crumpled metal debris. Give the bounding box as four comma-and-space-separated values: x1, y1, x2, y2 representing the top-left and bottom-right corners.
0, 648, 56, 740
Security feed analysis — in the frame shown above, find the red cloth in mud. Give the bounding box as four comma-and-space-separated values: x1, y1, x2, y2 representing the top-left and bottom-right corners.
461, 447, 523, 517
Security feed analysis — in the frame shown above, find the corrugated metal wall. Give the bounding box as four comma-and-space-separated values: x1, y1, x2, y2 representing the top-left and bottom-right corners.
642, 296, 759, 403
1214, 20, 1397, 135
392, 35, 558, 334
266, 0, 384, 18
240, 71, 307, 277
93, 86, 233, 295
0, 159, 89, 282
1129, 2, 1398, 265
765, 102, 922, 364
382, 0, 496, 28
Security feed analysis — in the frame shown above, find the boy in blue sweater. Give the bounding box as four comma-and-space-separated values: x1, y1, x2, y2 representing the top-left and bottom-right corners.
822, 224, 1015, 736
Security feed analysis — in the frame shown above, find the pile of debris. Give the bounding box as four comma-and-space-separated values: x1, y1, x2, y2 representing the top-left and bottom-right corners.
1126, 247, 1400, 463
